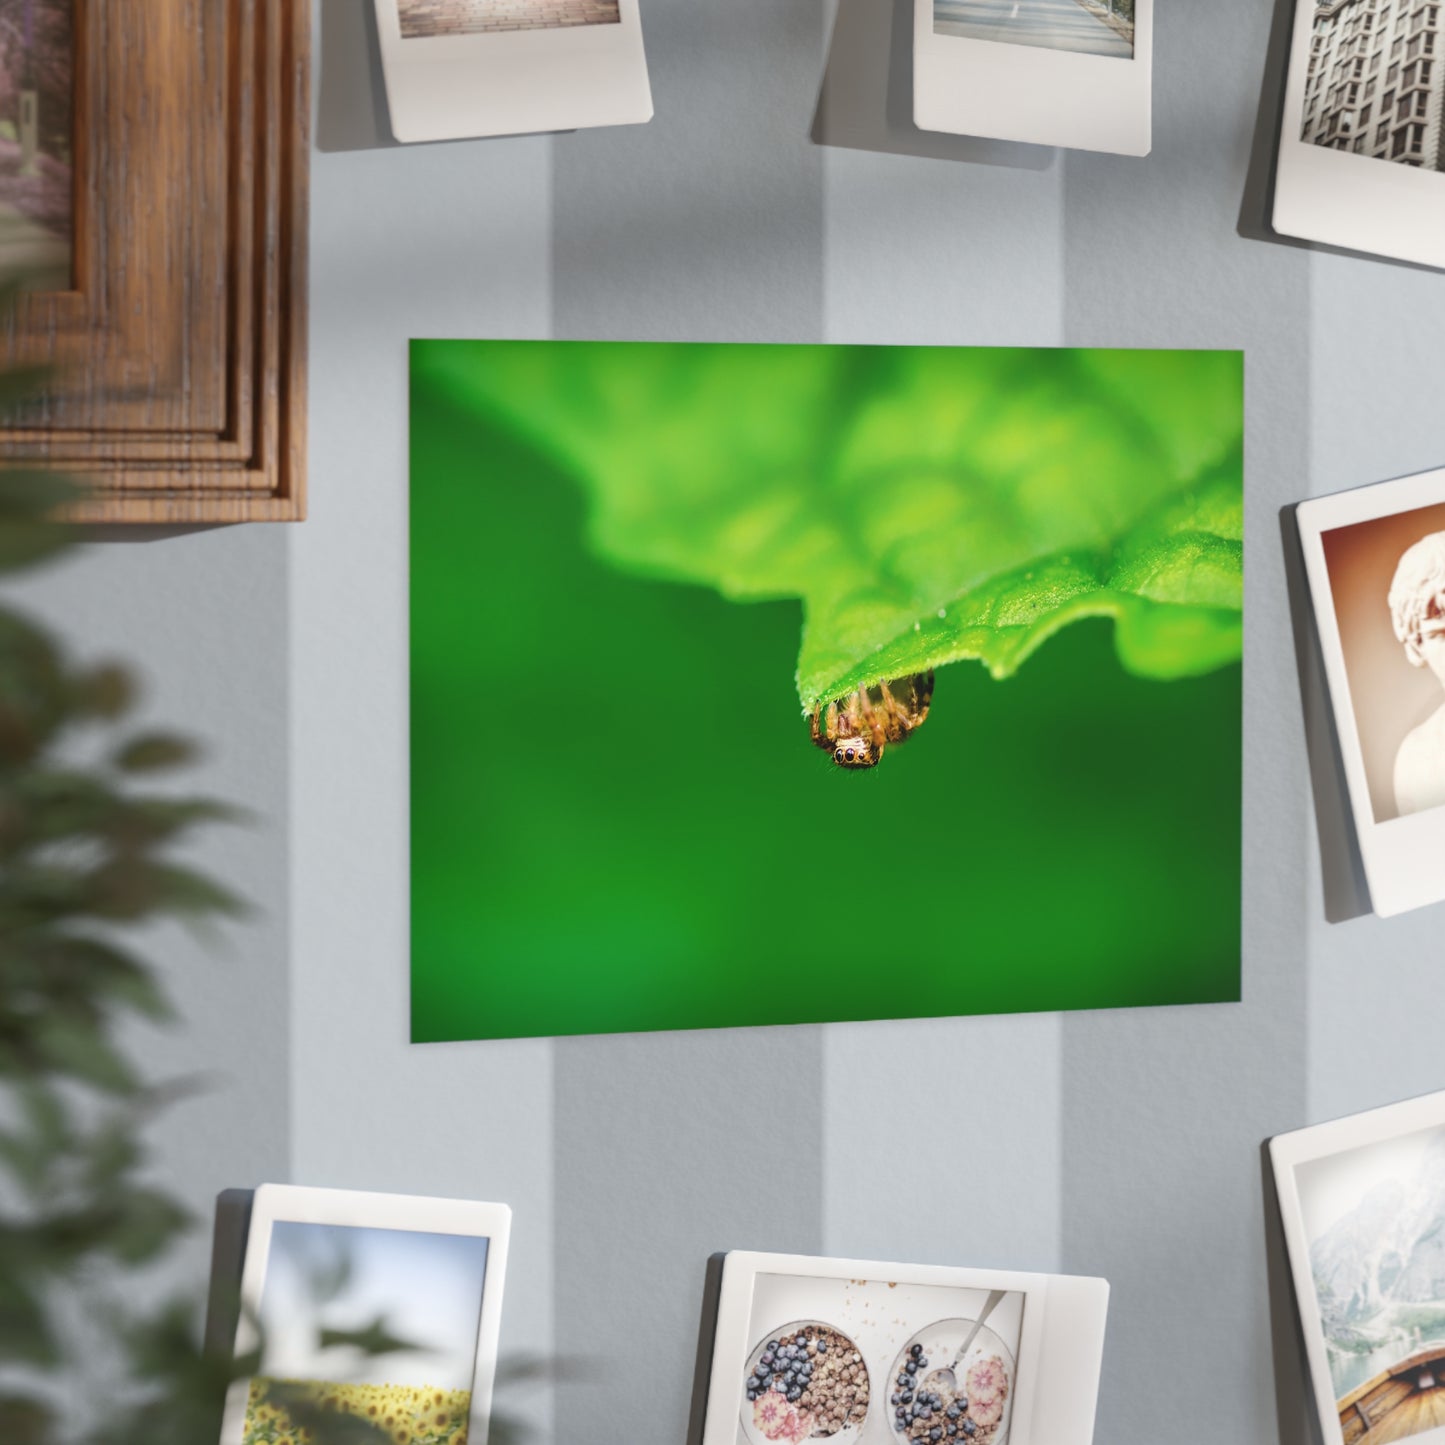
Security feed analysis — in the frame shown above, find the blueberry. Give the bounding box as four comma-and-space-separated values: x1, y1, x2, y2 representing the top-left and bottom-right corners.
767, 1341, 778, 1352
963, 1425, 975, 1437
931, 1432, 942, 1441
788, 1389, 801, 1403
898, 1376, 909, 1388
946, 1406, 960, 1420
902, 1392, 913, 1405
947, 1428, 956, 1438
747, 1390, 757, 1402
910, 1344, 923, 1358
891, 1394, 901, 1406
795, 1335, 808, 1346
774, 1380, 786, 1394
906, 1361, 917, 1375
817, 1341, 828, 1353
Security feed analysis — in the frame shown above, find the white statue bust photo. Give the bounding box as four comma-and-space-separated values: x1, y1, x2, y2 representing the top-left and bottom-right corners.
1388, 531, 1445, 819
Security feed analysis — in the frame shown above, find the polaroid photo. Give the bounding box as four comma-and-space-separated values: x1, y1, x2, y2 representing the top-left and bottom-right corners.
1272, 1091, 1445, 1445
695, 1251, 1109, 1445
1273, 0, 1445, 270
912, 0, 1151, 155
1297, 466, 1445, 918
373, 0, 653, 144
219, 1184, 511, 1445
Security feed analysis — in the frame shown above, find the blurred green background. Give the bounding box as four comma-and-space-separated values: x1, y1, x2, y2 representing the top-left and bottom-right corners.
410, 346, 1241, 1042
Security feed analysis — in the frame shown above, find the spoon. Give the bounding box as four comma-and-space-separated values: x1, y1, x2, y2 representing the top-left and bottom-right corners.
919, 1290, 1008, 1395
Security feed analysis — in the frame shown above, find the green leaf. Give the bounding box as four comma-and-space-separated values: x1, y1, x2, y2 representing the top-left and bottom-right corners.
0, 1391, 57, 1445
31, 1016, 139, 1094
0, 1271, 59, 1366
20, 936, 177, 1023
68, 662, 135, 721
111, 732, 200, 773
102, 1188, 193, 1263
317, 1315, 420, 1356
416, 341, 1243, 706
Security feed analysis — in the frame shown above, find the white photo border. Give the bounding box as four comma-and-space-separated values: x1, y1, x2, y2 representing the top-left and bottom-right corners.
219, 1183, 513, 1445
1273, 0, 1445, 270
912, 0, 1152, 156
1271, 1089, 1445, 1445
699, 1251, 1109, 1445
1297, 465, 1445, 918
373, 0, 653, 144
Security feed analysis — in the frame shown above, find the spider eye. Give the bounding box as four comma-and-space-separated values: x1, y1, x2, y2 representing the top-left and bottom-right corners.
846, 749, 855, 761
834, 750, 843, 761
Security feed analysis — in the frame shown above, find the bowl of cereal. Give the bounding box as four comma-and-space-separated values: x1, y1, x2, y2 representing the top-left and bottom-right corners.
885, 1320, 1015, 1445
739, 1320, 870, 1445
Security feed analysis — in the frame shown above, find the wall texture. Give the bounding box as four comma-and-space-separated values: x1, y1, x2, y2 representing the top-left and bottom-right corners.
13, 1, 1445, 1443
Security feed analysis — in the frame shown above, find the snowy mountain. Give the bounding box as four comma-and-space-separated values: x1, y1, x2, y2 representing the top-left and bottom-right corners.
1310, 1133, 1445, 1336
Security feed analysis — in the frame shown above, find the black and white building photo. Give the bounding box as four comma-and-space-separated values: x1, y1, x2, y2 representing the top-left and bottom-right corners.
1301, 0, 1445, 171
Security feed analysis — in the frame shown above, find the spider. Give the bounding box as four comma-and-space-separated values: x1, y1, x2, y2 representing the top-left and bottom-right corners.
808, 670, 935, 769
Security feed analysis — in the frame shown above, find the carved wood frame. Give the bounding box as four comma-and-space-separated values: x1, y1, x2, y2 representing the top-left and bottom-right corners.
0, 0, 309, 523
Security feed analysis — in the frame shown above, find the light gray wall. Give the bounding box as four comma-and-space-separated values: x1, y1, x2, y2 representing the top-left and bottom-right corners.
14, 1, 1445, 1442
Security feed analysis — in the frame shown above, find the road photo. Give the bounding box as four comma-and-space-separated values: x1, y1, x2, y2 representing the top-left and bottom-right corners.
933, 0, 1134, 59
398, 0, 621, 38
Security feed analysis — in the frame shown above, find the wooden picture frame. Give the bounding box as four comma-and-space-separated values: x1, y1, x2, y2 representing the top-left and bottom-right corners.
0, 0, 309, 523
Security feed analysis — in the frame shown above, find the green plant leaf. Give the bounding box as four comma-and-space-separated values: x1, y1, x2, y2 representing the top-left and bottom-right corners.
0, 1271, 60, 1366
30, 1016, 139, 1094
0, 1391, 57, 1445
111, 733, 199, 773
317, 1316, 420, 1356
416, 341, 1243, 706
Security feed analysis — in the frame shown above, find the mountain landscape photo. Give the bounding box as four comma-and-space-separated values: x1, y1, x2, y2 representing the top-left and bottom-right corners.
1306, 1127, 1445, 1401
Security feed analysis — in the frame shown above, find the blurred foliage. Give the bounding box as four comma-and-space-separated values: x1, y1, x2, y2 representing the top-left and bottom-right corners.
0, 299, 245, 1443
0, 306, 542, 1444
415, 341, 1242, 710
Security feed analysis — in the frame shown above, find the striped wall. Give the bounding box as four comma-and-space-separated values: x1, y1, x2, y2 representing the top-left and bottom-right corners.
15, 3, 1445, 1443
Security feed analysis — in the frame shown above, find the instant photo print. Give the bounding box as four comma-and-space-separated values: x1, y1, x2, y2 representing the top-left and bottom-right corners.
1273, 1091, 1445, 1445
220, 1184, 511, 1445
1273, 0, 1445, 270
373, 0, 653, 144
695, 1252, 1109, 1445
1298, 466, 1445, 917
912, 0, 1151, 154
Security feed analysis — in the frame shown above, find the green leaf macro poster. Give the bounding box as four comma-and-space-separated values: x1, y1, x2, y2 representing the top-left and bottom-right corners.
410, 341, 1243, 1042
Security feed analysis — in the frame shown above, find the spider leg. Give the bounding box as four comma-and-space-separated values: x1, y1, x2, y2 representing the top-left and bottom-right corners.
855, 685, 890, 751
810, 700, 840, 752
876, 679, 914, 743
912, 670, 935, 723
878, 672, 935, 744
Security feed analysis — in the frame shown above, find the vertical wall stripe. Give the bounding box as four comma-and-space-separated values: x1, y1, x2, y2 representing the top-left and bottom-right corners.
817, 0, 1069, 1274
299, 5, 557, 1438
1058, 4, 1313, 1442
1304, 254, 1445, 1119
550, 4, 829, 1442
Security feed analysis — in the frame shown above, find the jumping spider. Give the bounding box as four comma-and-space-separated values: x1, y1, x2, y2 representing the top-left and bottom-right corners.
809, 670, 935, 769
